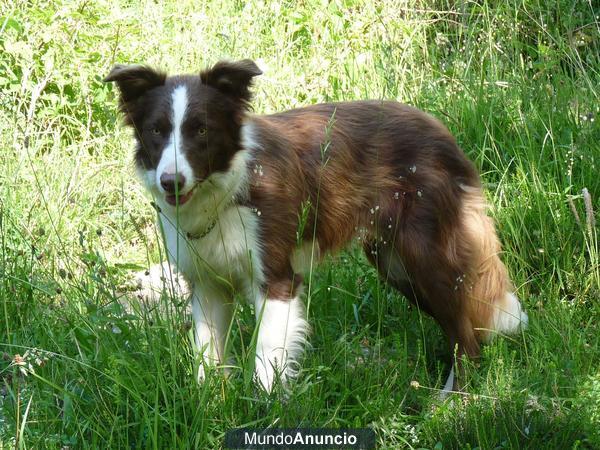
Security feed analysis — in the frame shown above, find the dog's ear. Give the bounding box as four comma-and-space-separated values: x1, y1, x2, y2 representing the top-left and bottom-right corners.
200, 59, 262, 104
104, 65, 166, 104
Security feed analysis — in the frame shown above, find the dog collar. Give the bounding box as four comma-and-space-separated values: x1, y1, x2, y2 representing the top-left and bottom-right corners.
150, 201, 218, 241
186, 218, 217, 240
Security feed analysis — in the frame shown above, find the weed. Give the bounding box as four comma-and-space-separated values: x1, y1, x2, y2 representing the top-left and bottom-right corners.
0, 0, 598, 448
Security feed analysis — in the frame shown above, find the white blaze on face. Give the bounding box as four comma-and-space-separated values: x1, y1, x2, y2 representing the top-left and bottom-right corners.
155, 85, 195, 194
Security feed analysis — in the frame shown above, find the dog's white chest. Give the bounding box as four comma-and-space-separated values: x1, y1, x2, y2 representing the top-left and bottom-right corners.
161, 205, 263, 293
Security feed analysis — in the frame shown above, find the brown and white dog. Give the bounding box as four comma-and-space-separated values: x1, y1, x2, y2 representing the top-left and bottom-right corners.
105, 59, 527, 394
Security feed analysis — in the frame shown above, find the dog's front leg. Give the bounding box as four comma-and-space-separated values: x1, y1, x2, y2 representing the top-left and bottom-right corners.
254, 294, 309, 392
191, 285, 232, 382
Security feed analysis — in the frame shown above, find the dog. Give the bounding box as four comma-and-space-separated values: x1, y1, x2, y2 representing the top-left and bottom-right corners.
105, 59, 527, 394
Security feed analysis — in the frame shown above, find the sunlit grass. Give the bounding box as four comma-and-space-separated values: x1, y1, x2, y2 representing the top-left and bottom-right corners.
1, 0, 599, 448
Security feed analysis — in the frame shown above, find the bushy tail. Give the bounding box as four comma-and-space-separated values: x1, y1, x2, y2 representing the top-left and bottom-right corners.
459, 186, 528, 342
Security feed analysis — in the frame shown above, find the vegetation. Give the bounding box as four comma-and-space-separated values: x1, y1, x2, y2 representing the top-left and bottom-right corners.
1, 0, 598, 448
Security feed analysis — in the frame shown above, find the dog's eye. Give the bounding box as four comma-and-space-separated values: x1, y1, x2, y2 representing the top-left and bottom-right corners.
197, 127, 207, 137
151, 127, 161, 136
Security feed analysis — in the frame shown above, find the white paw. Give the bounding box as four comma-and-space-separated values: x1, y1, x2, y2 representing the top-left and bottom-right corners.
197, 356, 232, 383
255, 349, 289, 393
194, 337, 221, 383
196, 349, 216, 383
197, 362, 206, 383
438, 365, 455, 400
133, 261, 190, 303
255, 356, 277, 392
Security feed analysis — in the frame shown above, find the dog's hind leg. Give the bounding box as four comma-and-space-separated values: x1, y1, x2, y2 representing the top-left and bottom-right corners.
364, 239, 465, 396
363, 239, 430, 316
364, 225, 482, 394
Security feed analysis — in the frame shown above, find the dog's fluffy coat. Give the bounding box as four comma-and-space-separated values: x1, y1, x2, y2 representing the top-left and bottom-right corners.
106, 59, 527, 393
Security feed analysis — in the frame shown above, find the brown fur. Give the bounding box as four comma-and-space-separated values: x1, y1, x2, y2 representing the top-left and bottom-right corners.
244, 101, 512, 378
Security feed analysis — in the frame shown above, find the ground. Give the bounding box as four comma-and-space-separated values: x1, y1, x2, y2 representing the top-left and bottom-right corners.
0, 1, 599, 448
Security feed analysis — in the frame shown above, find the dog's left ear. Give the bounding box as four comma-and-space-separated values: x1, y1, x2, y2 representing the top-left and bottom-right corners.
200, 59, 262, 104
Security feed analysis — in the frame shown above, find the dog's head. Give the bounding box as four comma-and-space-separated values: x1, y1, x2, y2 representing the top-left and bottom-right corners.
105, 59, 262, 208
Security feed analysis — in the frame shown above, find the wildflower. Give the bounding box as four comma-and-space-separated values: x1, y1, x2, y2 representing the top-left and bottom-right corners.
13, 349, 50, 377
410, 380, 420, 389
404, 424, 419, 444
409, 165, 417, 173
435, 32, 450, 48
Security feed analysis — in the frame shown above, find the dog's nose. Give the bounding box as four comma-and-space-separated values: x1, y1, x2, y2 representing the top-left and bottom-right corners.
160, 172, 186, 193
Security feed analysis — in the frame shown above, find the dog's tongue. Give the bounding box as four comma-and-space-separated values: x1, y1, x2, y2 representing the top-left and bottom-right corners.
165, 191, 193, 206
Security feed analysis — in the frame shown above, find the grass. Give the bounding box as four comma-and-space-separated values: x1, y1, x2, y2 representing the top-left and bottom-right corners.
0, 0, 599, 448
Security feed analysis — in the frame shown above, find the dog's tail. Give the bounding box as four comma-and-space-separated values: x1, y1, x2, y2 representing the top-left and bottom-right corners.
459, 186, 528, 342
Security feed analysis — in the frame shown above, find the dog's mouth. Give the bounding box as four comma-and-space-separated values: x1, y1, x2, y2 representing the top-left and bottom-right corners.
165, 185, 197, 207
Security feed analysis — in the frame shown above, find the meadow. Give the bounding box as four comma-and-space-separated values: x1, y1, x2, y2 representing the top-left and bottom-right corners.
0, 0, 599, 448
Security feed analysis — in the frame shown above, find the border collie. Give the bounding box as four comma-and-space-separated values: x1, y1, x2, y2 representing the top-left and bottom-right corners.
105, 59, 527, 394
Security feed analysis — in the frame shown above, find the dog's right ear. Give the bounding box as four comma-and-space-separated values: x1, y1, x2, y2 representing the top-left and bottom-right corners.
104, 65, 166, 104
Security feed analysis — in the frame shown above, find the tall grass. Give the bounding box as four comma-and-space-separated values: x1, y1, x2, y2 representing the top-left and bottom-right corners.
1, 0, 599, 448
